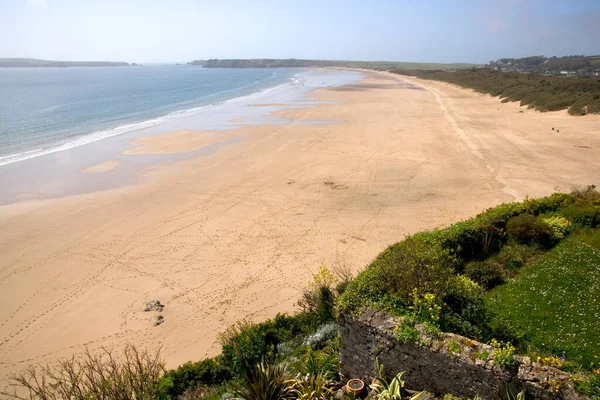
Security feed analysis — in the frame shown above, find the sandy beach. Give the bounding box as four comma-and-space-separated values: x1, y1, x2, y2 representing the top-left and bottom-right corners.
1, 70, 599, 386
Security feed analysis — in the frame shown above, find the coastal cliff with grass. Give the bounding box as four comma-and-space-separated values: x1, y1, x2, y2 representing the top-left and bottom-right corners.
3, 187, 600, 400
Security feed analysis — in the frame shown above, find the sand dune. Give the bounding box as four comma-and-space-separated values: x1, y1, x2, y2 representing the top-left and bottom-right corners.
1, 71, 599, 386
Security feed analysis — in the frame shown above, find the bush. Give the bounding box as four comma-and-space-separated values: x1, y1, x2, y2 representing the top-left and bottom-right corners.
297, 266, 336, 326
505, 214, 554, 246
339, 238, 456, 315
559, 204, 600, 228
219, 314, 305, 378
542, 216, 572, 239
464, 260, 506, 289
493, 242, 537, 271
303, 322, 338, 348
2, 344, 165, 400
440, 276, 489, 339
155, 357, 231, 399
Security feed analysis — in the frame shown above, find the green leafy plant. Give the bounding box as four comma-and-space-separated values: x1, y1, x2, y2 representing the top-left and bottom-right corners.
573, 371, 600, 399
491, 339, 516, 369
464, 259, 506, 289
421, 322, 442, 338
542, 216, 572, 239
409, 289, 442, 325
447, 339, 461, 355
475, 350, 489, 361
298, 266, 336, 326
155, 356, 230, 399
394, 319, 419, 344
302, 347, 339, 381
505, 214, 553, 245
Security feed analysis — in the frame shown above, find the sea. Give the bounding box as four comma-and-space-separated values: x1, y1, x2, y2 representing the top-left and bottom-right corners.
0, 66, 363, 203
0, 66, 303, 167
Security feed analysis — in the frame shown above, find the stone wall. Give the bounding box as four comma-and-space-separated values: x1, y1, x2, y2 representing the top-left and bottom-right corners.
338, 310, 587, 400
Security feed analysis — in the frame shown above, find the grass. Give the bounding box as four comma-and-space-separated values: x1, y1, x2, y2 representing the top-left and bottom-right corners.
387, 68, 600, 115
488, 231, 600, 368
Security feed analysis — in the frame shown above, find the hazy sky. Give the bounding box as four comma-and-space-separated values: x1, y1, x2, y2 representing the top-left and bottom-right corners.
1, 0, 599, 64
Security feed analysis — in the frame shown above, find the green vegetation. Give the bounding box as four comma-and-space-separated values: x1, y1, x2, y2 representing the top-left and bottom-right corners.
490, 339, 517, 370
339, 185, 600, 371
203, 58, 478, 70
1, 344, 165, 399
488, 233, 600, 368
388, 68, 600, 115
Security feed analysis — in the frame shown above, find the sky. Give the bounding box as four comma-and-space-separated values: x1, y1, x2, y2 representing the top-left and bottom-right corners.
1, 0, 599, 64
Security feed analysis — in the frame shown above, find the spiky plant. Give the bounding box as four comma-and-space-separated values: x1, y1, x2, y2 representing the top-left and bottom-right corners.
290, 372, 333, 400
233, 361, 294, 400
370, 370, 426, 400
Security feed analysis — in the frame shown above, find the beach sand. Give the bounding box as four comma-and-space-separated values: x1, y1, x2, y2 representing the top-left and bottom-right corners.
81, 160, 122, 174
122, 130, 235, 155
1, 70, 599, 385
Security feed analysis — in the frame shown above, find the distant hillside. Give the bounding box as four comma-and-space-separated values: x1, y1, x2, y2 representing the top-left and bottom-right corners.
187, 59, 206, 66
0, 58, 131, 67
487, 55, 600, 75
202, 58, 479, 70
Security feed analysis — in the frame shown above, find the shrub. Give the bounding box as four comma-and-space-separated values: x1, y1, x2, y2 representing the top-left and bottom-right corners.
542, 216, 572, 239
1, 344, 165, 400
505, 214, 553, 246
303, 322, 338, 348
298, 266, 336, 326
464, 260, 506, 289
409, 289, 442, 325
219, 314, 305, 378
493, 242, 537, 272
559, 204, 600, 228
155, 356, 231, 399
441, 275, 489, 339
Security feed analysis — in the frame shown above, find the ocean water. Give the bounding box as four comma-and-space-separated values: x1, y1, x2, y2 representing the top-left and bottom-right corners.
0, 66, 300, 166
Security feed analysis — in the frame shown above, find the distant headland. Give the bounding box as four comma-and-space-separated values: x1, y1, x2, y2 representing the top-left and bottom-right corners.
200, 58, 479, 70
0, 58, 135, 67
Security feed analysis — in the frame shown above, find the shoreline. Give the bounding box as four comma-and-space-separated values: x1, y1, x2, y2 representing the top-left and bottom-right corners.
0, 69, 363, 205
1, 69, 600, 385
0, 68, 310, 169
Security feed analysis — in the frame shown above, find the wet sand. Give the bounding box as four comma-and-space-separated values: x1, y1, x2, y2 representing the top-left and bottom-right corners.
1, 70, 599, 386
122, 130, 236, 155
81, 160, 122, 174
